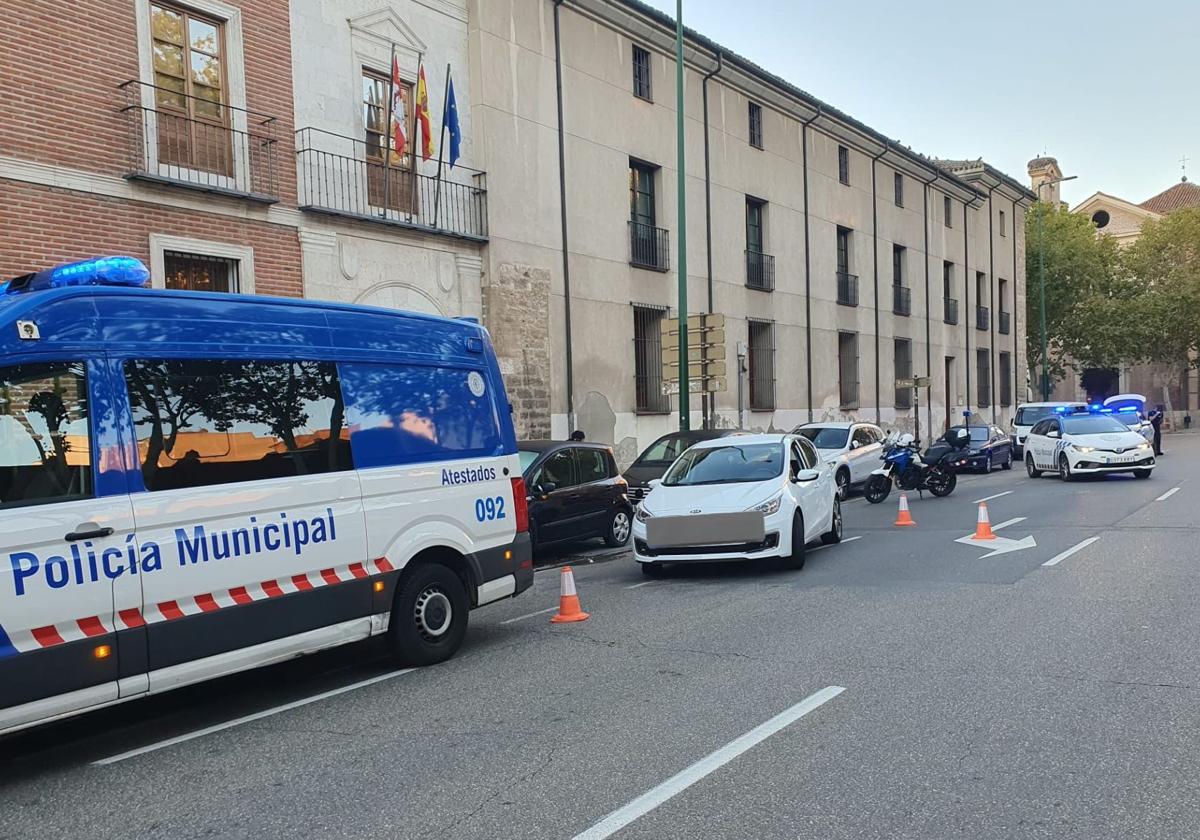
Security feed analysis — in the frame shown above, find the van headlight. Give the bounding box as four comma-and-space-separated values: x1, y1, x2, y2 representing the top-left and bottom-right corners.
750, 495, 782, 515
635, 505, 653, 522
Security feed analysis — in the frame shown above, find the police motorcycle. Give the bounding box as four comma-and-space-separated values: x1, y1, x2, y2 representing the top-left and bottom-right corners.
862, 427, 970, 503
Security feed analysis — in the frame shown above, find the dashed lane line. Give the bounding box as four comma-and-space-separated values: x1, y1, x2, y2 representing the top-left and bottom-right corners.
1156, 486, 1181, 502
500, 607, 559, 624
974, 490, 1014, 504
1042, 537, 1100, 567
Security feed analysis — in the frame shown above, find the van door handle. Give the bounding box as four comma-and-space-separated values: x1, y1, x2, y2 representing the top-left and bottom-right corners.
65, 524, 114, 541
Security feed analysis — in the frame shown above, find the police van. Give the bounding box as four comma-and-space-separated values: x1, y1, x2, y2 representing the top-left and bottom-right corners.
0, 257, 532, 736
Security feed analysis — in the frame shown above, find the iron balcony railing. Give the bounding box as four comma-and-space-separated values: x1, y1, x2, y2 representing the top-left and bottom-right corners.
840, 380, 859, 409
837, 272, 859, 306
976, 304, 990, 331
119, 80, 279, 202
746, 250, 775, 291
944, 297, 959, 325
895, 382, 913, 409
893, 284, 911, 316
629, 221, 670, 271
999, 310, 1011, 335
295, 127, 487, 240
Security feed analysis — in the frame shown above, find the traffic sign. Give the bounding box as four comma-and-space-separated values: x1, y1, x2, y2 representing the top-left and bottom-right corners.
662, 359, 727, 378
663, 327, 726, 349
661, 377, 727, 395
895, 377, 915, 389
662, 313, 725, 334
914, 375, 931, 388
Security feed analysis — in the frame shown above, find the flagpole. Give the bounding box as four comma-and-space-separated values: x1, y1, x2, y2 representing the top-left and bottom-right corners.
382, 42, 396, 220
432, 62, 451, 230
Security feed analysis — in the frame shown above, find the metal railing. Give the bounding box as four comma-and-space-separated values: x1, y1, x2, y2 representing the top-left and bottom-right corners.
944, 297, 959, 325
837, 272, 859, 306
892, 284, 911, 316
999, 310, 1011, 335
840, 380, 859, 409
295, 127, 487, 239
629, 221, 670, 271
119, 80, 279, 202
746, 250, 775, 291
976, 305, 990, 331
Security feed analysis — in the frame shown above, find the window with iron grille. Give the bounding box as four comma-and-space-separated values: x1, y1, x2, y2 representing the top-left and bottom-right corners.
999, 352, 1012, 406
999, 209, 1007, 237
748, 101, 763, 149
838, 145, 850, 185
748, 320, 775, 410
892, 245, 910, 315
894, 338, 912, 408
632, 45, 652, 101
944, 195, 952, 228
633, 305, 669, 413
893, 244, 905, 287
838, 331, 859, 408
894, 172, 904, 207
163, 251, 239, 292
977, 348, 991, 408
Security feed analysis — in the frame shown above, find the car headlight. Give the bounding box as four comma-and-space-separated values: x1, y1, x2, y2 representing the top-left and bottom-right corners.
751, 495, 782, 515
635, 504, 653, 522
1136, 441, 1151, 450
1071, 444, 1095, 453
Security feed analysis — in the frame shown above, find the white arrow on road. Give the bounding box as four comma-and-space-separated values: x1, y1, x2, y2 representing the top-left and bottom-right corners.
954, 516, 1037, 558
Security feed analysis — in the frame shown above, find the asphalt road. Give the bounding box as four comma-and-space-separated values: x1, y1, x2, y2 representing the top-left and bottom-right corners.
3, 435, 1199, 839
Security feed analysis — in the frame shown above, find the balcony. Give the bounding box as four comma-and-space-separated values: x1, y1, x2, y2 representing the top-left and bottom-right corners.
629, 221, 670, 271
746, 250, 775, 291
944, 297, 959, 325
119, 80, 279, 203
976, 304, 990, 331
295, 127, 487, 240
999, 310, 1011, 335
892, 284, 911, 316
837, 272, 859, 306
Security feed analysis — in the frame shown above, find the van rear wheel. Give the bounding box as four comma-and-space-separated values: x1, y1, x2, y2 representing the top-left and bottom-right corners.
387, 563, 469, 667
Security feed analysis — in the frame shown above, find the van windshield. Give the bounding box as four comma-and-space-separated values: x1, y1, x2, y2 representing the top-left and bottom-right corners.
1015, 406, 1059, 426
663, 443, 783, 486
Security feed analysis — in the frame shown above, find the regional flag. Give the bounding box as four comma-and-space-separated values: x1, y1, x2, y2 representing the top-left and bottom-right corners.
445, 75, 461, 168
390, 54, 406, 162
414, 63, 434, 161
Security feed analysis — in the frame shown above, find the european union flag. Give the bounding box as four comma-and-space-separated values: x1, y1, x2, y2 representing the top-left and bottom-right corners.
446, 76, 462, 168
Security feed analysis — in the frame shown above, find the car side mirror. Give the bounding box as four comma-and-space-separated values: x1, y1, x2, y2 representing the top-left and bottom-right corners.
539, 482, 558, 494
1047, 431, 1059, 439
647, 478, 663, 490
793, 468, 821, 483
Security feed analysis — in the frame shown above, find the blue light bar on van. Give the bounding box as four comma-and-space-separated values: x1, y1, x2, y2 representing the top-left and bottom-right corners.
4, 256, 150, 295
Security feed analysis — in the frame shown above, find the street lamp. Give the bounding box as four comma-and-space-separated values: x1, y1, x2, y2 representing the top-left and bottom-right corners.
1035, 174, 1077, 400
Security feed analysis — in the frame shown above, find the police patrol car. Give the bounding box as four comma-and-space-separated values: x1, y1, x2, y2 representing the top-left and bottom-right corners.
1023, 405, 1155, 481
0, 256, 532, 736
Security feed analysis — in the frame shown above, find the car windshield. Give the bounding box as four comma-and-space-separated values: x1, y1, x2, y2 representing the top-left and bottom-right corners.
518, 450, 540, 473
1015, 406, 1061, 425
968, 427, 990, 442
1063, 416, 1130, 435
633, 435, 689, 465
662, 443, 784, 486
796, 427, 849, 449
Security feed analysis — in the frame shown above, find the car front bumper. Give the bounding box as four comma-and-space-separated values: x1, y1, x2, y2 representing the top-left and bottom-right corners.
1067, 453, 1155, 473
632, 508, 791, 563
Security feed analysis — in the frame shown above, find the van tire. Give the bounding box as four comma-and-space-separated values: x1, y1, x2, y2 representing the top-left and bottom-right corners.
387, 563, 469, 667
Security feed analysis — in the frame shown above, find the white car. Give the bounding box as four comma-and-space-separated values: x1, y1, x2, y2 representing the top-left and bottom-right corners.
632, 434, 841, 576
1024, 411, 1155, 481
1011, 401, 1086, 455
1103, 393, 1155, 443
793, 421, 884, 500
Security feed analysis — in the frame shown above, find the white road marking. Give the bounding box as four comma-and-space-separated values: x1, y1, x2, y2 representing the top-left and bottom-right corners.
991, 517, 1026, 531
500, 606, 559, 624
572, 686, 845, 840
625, 580, 658, 589
1156, 487, 1181, 502
973, 490, 1014, 504
1042, 537, 1100, 567
94, 668, 416, 766
808, 535, 864, 553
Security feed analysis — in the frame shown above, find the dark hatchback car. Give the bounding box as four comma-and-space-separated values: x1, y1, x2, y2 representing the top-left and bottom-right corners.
948, 425, 1014, 472
518, 440, 633, 552
622, 429, 747, 504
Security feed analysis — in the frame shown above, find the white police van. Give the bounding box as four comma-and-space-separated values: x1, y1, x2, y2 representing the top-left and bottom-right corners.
0, 257, 532, 736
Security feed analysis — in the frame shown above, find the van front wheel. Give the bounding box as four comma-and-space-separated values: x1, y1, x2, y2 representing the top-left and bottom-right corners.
388, 563, 469, 667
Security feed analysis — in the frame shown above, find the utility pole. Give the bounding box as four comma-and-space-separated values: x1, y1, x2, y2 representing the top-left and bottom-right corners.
674, 0, 689, 430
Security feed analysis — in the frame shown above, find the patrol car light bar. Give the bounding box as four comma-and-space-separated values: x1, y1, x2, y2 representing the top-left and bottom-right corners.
3, 256, 150, 295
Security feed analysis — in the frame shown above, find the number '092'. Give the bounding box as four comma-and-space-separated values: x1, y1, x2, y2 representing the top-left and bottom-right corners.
475, 496, 507, 522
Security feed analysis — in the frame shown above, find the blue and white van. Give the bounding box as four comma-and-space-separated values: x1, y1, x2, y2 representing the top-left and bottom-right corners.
0, 257, 532, 735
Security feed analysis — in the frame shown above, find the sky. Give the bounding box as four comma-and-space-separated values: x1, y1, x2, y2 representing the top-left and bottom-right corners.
639, 0, 1199, 207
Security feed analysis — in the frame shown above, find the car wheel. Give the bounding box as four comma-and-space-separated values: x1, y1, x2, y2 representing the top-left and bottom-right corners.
1002, 450, 1013, 470
986, 453, 995, 473
387, 563, 469, 667
605, 508, 632, 547
785, 511, 806, 569
1026, 454, 1041, 478
1134, 469, 1152, 480
835, 468, 851, 501
821, 497, 843, 545
1059, 453, 1074, 482
641, 561, 666, 577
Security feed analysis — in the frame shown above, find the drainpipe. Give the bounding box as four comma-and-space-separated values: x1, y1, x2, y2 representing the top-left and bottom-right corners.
800, 107, 821, 423
552, 0, 575, 434
1011, 197, 1020, 406
986, 184, 997, 424
963, 198, 971, 423
701, 51, 723, 428
870, 144, 887, 426
921, 171, 937, 439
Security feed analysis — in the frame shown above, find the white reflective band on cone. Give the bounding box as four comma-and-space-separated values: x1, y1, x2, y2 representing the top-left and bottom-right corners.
561, 568, 577, 597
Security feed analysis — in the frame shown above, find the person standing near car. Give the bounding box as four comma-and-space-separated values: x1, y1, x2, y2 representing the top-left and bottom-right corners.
1149, 405, 1164, 456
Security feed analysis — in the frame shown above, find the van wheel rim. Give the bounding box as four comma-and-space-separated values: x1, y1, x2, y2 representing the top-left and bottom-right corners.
414, 587, 453, 641
613, 512, 631, 543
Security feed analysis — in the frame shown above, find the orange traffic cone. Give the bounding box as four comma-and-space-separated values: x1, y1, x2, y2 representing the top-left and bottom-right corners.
550, 566, 590, 623
973, 502, 997, 540
894, 492, 916, 527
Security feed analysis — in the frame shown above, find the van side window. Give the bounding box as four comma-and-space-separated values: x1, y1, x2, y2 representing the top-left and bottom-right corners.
339, 363, 503, 468
0, 362, 92, 508
125, 359, 350, 492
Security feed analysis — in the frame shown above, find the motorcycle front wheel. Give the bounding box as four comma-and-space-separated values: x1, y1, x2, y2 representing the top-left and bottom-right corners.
863, 474, 892, 504
927, 468, 957, 497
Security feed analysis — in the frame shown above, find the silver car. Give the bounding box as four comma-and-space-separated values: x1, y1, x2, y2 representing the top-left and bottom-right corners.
793, 422, 885, 500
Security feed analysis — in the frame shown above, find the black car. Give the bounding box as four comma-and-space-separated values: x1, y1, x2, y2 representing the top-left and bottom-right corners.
622, 429, 746, 504
518, 440, 632, 552
948, 425, 1014, 473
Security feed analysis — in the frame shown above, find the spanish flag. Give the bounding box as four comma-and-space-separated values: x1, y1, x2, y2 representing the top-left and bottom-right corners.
414, 63, 434, 161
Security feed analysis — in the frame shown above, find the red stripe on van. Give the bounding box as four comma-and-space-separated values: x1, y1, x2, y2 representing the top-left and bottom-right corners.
31, 625, 65, 647
262, 580, 284, 598
320, 568, 341, 586
77, 616, 107, 637
292, 574, 314, 591
194, 594, 220, 613
375, 557, 395, 573
119, 608, 145, 629
348, 563, 368, 579
229, 586, 254, 605
158, 601, 185, 621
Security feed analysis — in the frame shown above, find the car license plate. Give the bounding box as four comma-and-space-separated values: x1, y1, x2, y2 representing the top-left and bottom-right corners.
646, 512, 765, 547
